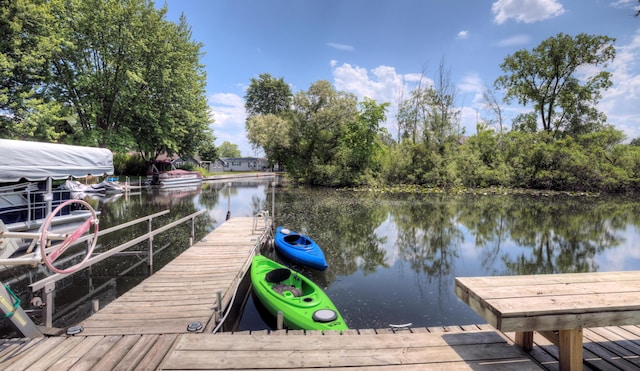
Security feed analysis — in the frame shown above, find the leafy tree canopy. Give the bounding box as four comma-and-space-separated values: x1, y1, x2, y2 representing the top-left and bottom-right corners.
244, 73, 292, 117
1, 0, 211, 160
495, 33, 615, 138
218, 141, 241, 158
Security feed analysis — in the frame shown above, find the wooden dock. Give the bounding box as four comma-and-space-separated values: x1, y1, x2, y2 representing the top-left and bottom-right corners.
4, 216, 640, 369
5, 324, 640, 370
77, 216, 270, 336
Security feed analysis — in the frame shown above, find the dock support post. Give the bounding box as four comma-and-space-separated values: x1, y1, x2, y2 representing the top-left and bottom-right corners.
217, 291, 223, 320
277, 311, 283, 330
92, 299, 99, 313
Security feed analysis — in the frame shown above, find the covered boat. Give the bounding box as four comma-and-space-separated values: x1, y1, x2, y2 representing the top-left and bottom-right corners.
0, 139, 113, 227
146, 161, 202, 188
0, 139, 114, 258
250, 255, 347, 331
274, 226, 328, 270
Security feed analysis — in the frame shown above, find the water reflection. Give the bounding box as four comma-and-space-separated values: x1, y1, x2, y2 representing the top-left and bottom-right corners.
3, 180, 640, 336
246, 189, 640, 330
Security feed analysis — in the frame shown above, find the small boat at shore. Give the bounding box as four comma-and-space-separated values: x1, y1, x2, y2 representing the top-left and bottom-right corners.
64, 179, 123, 194
146, 161, 202, 188
250, 255, 347, 331
274, 226, 328, 270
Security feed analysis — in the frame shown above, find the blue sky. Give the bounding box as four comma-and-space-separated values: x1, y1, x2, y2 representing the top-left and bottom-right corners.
159, 0, 640, 156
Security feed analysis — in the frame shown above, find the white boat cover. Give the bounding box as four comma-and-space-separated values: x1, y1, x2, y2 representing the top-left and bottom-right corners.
0, 139, 114, 182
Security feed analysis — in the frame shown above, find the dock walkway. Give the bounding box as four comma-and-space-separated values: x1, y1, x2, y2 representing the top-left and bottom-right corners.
5, 324, 640, 370
76, 216, 270, 336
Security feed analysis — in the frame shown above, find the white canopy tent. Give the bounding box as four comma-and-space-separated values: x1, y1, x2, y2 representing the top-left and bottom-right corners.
0, 139, 114, 183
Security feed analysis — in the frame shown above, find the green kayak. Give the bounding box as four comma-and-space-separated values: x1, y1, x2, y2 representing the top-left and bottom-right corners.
250, 255, 348, 331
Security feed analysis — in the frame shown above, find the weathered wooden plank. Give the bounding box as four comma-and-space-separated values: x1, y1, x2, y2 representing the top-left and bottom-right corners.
90, 335, 140, 370
27, 336, 85, 370
174, 331, 507, 351
49, 335, 103, 370
0, 337, 45, 369
582, 328, 640, 369
162, 341, 534, 369
111, 335, 159, 371
1, 336, 65, 370
498, 308, 640, 333
135, 334, 178, 370
456, 272, 640, 288
460, 280, 640, 300
67, 336, 122, 371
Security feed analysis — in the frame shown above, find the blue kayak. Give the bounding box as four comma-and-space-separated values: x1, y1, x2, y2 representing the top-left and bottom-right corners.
274, 226, 328, 270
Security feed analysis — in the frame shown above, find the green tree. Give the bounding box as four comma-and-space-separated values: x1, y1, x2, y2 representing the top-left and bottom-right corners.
19, 0, 213, 157
343, 98, 389, 182
495, 33, 616, 137
218, 141, 241, 157
396, 59, 461, 152
198, 140, 218, 161
0, 0, 65, 140
286, 80, 359, 185
244, 73, 292, 117
246, 113, 290, 167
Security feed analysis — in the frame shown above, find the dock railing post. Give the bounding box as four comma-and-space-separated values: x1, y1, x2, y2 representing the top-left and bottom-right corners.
147, 218, 153, 271
190, 216, 195, 246
43, 281, 55, 328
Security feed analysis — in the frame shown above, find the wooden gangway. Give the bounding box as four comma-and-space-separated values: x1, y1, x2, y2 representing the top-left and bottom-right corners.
77, 216, 271, 336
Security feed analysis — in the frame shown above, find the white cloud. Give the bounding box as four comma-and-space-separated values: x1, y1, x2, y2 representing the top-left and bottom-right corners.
457, 30, 469, 40
208, 93, 256, 156
599, 30, 640, 140
492, 0, 564, 24
332, 63, 406, 104
609, 0, 636, 10
331, 63, 433, 138
208, 93, 245, 128
497, 34, 531, 47
327, 42, 354, 51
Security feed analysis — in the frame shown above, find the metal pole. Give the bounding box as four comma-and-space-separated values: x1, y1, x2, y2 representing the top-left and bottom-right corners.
147, 219, 153, 272
226, 182, 231, 220
190, 216, 195, 246
271, 181, 275, 229
44, 281, 55, 328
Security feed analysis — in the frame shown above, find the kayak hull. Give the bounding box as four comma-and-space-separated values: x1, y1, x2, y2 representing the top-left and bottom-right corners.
274, 226, 328, 270
250, 255, 347, 331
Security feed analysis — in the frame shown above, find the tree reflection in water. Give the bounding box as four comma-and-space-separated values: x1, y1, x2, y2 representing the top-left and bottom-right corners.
265, 188, 637, 330
4, 179, 639, 335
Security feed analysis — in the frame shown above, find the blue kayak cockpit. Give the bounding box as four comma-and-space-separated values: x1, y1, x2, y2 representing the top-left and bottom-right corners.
283, 234, 312, 246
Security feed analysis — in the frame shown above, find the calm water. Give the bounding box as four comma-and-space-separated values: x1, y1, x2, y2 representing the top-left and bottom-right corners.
3, 177, 640, 335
